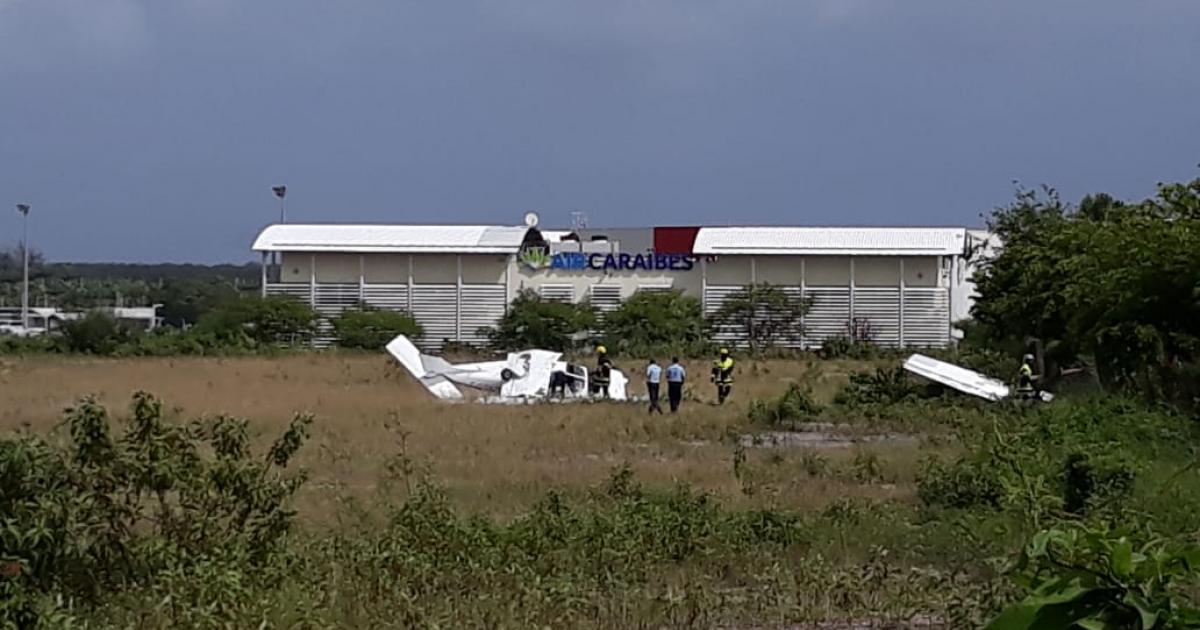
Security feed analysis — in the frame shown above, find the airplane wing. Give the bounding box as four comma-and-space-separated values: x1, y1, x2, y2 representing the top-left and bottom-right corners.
902, 354, 1010, 402
385, 336, 465, 400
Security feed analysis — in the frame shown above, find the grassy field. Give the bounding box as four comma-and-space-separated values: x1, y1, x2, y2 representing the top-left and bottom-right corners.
0, 353, 930, 526
6, 352, 1200, 627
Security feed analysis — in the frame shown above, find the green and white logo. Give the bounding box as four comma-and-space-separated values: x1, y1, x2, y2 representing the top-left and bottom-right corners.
519, 244, 551, 270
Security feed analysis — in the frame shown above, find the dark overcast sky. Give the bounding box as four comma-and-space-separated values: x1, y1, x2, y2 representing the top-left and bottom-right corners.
1, 0, 1197, 263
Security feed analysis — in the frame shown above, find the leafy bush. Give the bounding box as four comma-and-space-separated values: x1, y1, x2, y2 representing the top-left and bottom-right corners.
988, 523, 1200, 629
484, 289, 596, 352
58, 311, 136, 354
748, 383, 821, 427
333, 306, 423, 349
194, 295, 317, 345
918, 457, 1004, 509
708, 282, 811, 353
1062, 451, 1137, 515
835, 366, 923, 407
916, 398, 1178, 520
0, 393, 311, 627
601, 289, 708, 356
818, 334, 882, 360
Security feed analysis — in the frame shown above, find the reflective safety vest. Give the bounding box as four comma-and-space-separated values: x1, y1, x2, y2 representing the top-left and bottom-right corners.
712, 357, 734, 384
594, 357, 613, 384
1017, 364, 1034, 391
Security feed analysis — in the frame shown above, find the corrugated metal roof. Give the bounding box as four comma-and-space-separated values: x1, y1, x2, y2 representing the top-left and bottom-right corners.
692, 227, 968, 256
252, 224, 532, 253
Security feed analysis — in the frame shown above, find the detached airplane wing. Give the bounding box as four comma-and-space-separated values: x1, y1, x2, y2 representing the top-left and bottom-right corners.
903, 353, 1010, 402
385, 336, 467, 400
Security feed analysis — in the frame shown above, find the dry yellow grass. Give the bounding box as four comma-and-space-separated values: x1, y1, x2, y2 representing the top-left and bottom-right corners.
0, 353, 930, 527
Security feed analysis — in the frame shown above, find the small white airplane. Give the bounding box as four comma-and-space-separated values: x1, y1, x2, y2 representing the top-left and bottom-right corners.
386, 335, 629, 402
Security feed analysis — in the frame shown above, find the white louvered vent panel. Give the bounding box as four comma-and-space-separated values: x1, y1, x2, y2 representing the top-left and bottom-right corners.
803, 288, 851, 348
538, 284, 576, 302
636, 284, 673, 293
264, 284, 311, 301
590, 285, 623, 315
311, 284, 360, 348
460, 284, 506, 347
313, 284, 360, 317
362, 284, 409, 313
704, 285, 748, 348
902, 289, 951, 348
851, 288, 901, 348
410, 285, 458, 350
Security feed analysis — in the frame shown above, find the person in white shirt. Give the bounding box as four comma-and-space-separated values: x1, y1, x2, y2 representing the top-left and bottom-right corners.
665, 358, 686, 413
645, 359, 663, 414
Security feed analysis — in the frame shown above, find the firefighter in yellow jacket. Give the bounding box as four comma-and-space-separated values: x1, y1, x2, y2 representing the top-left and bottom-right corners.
711, 348, 735, 404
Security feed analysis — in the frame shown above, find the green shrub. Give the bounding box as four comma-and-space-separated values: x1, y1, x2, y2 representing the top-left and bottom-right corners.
817, 334, 881, 360
195, 295, 316, 345
333, 307, 423, 349
484, 289, 596, 352
748, 383, 821, 427
0, 393, 311, 627
1062, 451, 1137, 515
835, 366, 922, 407
988, 522, 1200, 629
601, 289, 707, 356
917, 457, 1004, 509
58, 311, 135, 354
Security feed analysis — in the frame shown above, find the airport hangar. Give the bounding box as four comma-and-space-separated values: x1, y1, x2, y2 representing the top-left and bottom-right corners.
252, 222, 992, 350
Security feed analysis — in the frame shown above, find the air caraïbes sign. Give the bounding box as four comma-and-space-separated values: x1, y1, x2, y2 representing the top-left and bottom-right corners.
520, 246, 697, 272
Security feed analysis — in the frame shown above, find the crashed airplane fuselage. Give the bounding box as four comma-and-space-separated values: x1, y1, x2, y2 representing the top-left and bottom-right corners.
386, 335, 628, 402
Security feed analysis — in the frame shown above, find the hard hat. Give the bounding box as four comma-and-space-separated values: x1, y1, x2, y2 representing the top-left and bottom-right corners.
720, 347, 729, 354
1023, 354, 1035, 362
596, 345, 607, 354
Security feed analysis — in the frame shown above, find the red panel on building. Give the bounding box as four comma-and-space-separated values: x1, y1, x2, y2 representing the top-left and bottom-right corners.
653, 226, 701, 254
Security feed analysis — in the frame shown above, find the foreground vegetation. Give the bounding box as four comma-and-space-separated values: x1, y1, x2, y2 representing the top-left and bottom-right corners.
3, 351, 1200, 627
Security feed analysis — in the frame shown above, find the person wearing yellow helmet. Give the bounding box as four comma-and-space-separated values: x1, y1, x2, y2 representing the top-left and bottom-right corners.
592, 345, 613, 397
711, 347, 735, 404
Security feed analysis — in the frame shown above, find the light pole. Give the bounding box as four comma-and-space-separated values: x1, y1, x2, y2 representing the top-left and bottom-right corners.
270, 186, 287, 270
16, 204, 30, 331
272, 185, 287, 223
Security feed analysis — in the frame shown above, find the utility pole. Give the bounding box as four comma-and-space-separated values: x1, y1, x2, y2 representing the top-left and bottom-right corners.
16, 204, 30, 331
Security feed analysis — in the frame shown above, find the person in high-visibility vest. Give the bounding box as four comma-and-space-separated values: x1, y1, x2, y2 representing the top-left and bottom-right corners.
593, 345, 613, 398
1017, 353, 1038, 399
711, 348, 735, 404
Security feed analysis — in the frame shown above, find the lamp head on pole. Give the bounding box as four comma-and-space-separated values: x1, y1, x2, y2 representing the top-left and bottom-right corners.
272, 186, 287, 199
16, 204, 30, 216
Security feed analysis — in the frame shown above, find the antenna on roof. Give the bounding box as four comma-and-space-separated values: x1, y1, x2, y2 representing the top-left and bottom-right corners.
571, 211, 588, 231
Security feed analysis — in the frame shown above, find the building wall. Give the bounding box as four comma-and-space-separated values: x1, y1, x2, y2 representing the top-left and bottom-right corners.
270, 248, 956, 350
279, 253, 310, 283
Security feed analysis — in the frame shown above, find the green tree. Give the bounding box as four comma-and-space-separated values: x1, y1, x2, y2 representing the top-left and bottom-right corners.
601, 289, 707, 355
970, 186, 1078, 367
333, 307, 423, 349
708, 282, 811, 353
484, 289, 596, 352
972, 178, 1200, 401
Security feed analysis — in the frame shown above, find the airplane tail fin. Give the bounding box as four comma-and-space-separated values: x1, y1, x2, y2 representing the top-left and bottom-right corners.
386, 335, 465, 400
